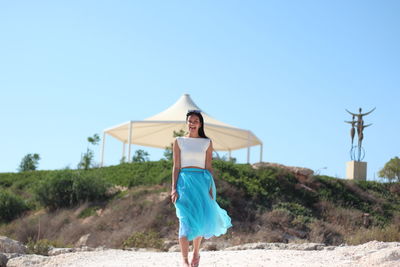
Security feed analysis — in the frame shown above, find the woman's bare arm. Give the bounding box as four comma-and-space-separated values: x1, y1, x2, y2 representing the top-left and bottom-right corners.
171, 138, 181, 203
205, 139, 214, 199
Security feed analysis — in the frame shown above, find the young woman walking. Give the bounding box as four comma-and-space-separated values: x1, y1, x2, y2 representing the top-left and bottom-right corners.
171, 110, 232, 267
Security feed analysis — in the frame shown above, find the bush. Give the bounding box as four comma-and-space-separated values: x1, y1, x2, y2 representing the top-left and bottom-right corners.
346, 223, 400, 245
273, 202, 313, 218
34, 170, 111, 210
85, 161, 172, 187
78, 206, 100, 219
273, 202, 314, 224
0, 189, 28, 222
308, 220, 344, 245
26, 238, 52, 255
213, 161, 318, 209
263, 209, 294, 228
26, 238, 68, 255
122, 230, 164, 250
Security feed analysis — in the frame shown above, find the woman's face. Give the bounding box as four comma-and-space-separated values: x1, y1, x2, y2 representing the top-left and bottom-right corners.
186, 114, 201, 135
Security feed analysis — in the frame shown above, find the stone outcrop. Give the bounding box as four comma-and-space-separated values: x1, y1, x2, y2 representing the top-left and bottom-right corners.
47, 248, 75, 256
167, 244, 180, 252
3, 239, 400, 267
6, 254, 48, 267
0, 253, 7, 267
252, 162, 314, 181
75, 234, 91, 247
0, 236, 27, 254
223, 242, 326, 251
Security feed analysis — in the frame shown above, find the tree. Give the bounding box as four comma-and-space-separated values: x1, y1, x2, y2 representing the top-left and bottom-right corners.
378, 157, 400, 182
78, 134, 100, 170
87, 134, 100, 145
211, 152, 237, 163
18, 153, 40, 172
132, 149, 150, 162
163, 129, 186, 160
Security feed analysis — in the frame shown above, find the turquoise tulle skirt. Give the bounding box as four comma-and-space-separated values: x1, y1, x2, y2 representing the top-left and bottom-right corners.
174, 168, 232, 241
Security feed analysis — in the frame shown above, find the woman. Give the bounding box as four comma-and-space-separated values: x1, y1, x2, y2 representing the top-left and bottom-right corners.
171, 110, 232, 267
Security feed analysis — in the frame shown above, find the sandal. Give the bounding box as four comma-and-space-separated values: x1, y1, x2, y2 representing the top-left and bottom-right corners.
191, 254, 200, 267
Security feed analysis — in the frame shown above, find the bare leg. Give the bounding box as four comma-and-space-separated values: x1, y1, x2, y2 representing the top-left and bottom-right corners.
179, 237, 190, 267
191, 236, 203, 265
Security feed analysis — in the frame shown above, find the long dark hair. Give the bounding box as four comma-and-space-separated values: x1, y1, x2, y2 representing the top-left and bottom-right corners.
186, 110, 209, 139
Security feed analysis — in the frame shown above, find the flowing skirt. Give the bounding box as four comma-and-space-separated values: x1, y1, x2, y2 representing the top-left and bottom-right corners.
174, 168, 232, 241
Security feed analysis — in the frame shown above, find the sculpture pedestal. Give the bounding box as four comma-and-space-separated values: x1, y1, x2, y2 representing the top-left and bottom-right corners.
346, 161, 367, 180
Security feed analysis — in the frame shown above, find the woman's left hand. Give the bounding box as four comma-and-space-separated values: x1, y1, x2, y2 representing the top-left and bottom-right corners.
171, 189, 179, 203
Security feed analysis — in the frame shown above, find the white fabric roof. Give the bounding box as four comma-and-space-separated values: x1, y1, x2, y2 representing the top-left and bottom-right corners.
104, 94, 262, 151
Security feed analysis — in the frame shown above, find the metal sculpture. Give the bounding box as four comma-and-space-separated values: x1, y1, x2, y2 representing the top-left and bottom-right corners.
345, 107, 375, 161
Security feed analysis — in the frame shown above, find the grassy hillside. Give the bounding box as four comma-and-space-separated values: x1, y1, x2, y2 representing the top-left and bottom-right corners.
0, 160, 399, 251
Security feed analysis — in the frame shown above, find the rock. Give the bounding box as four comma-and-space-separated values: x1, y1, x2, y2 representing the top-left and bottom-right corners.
201, 241, 218, 251
106, 185, 128, 196
168, 244, 181, 252
252, 162, 314, 180
163, 240, 177, 251
47, 247, 74, 256
6, 254, 48, 267
2, 253, 24, 261
124, 247, 161, 252
71, 246, 97, 252
358, 246, 400, 266
92, 246, 105, 251
224, 242, 327, 251
295, 183, 316, 193
96, 209, 104, 216
0, 253, 7, 267
76, 234, 91, 247
224, 242, 272, 251
266, 243, 288, 250
0, 236, 27, 254
288, 243, 325, 251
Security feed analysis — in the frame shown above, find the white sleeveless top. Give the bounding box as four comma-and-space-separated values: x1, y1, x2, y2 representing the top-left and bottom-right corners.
176, 137, 211, 168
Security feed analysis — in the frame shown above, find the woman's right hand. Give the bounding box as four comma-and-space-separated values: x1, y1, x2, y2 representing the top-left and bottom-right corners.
170, 189, 179, 203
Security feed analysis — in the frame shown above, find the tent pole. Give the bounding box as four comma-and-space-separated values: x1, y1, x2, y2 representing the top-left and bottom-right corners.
100, 132, 106, 167
127, 121, 132, 162
247, 131, 250, 164
228, 150, 231, 161
260, 143, 263, 163
122, 142, 126, 162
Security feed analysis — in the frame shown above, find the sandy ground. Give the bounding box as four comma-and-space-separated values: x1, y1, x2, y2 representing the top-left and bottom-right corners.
6, 241, 400, 267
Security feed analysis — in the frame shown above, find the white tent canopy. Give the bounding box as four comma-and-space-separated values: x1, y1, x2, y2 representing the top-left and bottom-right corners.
100, 93, 263, 166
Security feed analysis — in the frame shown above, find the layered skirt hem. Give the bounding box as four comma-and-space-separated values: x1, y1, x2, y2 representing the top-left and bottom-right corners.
174, 168, 232, 241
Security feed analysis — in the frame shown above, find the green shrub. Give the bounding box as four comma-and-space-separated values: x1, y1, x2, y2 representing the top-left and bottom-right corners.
213, 160, 318, 209
26, 238, 69, 255
346, 224, 400, 245
78, 206, 100, 219
34, 170, 111, 210
308, 220, 344, 245
122, 230, 164, 250
0, 189, 28, 222
26, 238, 52, 255
85, 161, 172, 187
316, 176, 376, 212
273, 202, 312, 217
315, 176, 399, 225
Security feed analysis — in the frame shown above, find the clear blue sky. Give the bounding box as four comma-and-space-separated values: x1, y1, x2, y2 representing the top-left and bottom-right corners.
1, 1, 399, 179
